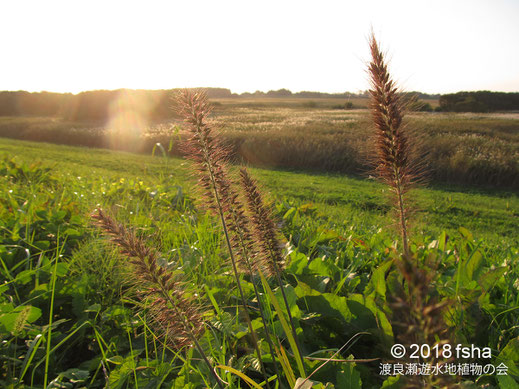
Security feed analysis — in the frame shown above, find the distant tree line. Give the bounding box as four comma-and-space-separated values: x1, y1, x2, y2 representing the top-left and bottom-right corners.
0, 91, 71, 116
2, 88, 517, 122
238, 89, 371, 99
0, 88, 233, 122
439, 91, 519, 112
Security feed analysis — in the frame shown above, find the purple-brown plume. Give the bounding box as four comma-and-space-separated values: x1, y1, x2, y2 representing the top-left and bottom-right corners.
368, 34, 415, 255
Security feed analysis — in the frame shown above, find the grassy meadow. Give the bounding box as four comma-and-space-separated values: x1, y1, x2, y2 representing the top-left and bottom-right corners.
0, 96, 517, 189
0, 80, 518, 389
1, 130, 518, 388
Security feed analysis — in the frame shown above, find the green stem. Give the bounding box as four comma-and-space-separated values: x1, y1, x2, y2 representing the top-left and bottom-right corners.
44, 234, 63, 389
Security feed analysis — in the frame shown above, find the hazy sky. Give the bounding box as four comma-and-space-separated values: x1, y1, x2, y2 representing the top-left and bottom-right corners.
2, 0, 518, 94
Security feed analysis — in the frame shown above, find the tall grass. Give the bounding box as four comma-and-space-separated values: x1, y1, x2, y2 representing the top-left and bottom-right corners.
368, 34, 454, 388
367, 34, 415, 255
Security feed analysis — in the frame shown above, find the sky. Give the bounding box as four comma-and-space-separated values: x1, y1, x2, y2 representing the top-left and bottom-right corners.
1, 0, 518, 95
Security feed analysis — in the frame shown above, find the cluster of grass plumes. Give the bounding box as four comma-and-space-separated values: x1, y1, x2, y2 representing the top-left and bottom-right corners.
2, 118, 517, 386
368, 34, 456, 388
177, 90, 259, 273
177, 89, 310, 385
91, 208, 225, 388
175, 88, 275, 386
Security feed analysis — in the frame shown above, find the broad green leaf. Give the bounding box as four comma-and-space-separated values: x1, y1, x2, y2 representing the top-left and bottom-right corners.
465, 249, 484, 282
494, 337, 519, 381
0, 302, 14, 313
336, 358, 361, 389
60, 368, 90, 383
348, 293, 393, 345
366, 260, 392, 301
296, 282, 392, 344
55, 262, 69, 277
64, 228, 81, 237
497, 374, 519, 388
478, 266, 507, 292
381, 375, 402, 388
15, 269, 33, 285
34, 240, 51, 250
295, 281, 353, 323
274, 284, 302, 319
0, 305, 42, 333
287, 250, 308, 275
308, 256, 340, 279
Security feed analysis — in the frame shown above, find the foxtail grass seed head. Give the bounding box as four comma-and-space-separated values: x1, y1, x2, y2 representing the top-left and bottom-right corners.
175, 91, 272, 386
239, 168, 285, 278
368, 34, 416, 255
91, 208, 205, 349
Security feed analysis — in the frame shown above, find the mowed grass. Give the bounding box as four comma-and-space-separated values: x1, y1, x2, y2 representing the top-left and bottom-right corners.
1, 137, 517, 253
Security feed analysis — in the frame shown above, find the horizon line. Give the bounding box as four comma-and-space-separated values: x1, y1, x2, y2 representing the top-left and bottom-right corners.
2, 87, 519, 96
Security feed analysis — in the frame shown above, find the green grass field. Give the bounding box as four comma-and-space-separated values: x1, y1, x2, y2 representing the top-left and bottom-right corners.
0, 133, 518, 388
1, 137, 516, 249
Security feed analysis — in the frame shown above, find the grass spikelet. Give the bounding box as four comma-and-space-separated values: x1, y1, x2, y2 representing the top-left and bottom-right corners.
239, 167, 306, 376
367, 34, 455, 388
12, 306, 31, 336
239, 168, 284, 277
176, 89, 230, 214
368, 34, 415, 256
91, 208, 225, 388
176, 89, 255, 271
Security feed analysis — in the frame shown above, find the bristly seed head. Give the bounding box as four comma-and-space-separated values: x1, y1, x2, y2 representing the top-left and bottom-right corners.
175, 89, 258, 273
368, 34, 417, 255
91, 208, 205, 350
239, 167, 285, 278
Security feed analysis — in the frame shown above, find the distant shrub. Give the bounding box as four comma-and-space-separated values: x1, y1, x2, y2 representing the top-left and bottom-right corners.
439, 91, 519, 112
331, 102, 354, 110
406, 99, 434, 112
419, 102, 433, 112
302, 100, 317, 108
